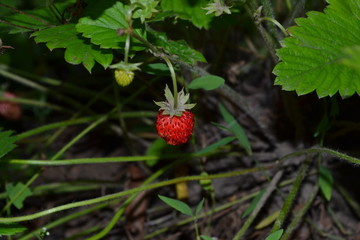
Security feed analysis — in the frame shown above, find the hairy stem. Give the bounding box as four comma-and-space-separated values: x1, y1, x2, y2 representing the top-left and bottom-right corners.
232, 171, 284, 240
163, 56, 178, 109
0, 167, 263, 223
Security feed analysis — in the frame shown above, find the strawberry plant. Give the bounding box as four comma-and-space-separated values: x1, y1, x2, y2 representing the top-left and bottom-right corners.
1, 0, 360, 239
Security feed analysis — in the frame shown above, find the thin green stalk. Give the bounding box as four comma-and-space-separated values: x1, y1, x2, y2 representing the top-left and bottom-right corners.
334, 182, 360, 218
260, 17, 288, 37
18, 202, 113, 240
65, 226, 101, 240
232, 170, 284, 240
0, 63, 113, 105
50, 114, 108, 160
0, 182, 119, 200
0, 65, 47, 91
271, 159, 311, 233
194, 218, 200, 240
5, 151, 221, 166
261, 0, 277, 37
277, 147, 360, 167
327, 206, 352, 235
1, 173, 40, 214
0, 167, 263, 223
0, 65, 92, 112
280, 184, 319, 240
124, 33, 131, 64
163, 56, 178, 108
145, 170, 317, 239
86, 157, 186, 239
0, 96, 72, 113
305, 218, 346, 240
2, 112, 112, 214
45, 85, 112, 146
16, 111, 156, 140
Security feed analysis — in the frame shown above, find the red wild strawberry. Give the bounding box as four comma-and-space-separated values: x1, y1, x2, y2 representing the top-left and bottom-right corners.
0, 92, 22, 121
155, 85, 196, 145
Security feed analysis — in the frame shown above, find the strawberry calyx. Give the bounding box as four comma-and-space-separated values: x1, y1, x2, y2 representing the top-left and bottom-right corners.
154, 85, 196, 117
109, 61, 142, 71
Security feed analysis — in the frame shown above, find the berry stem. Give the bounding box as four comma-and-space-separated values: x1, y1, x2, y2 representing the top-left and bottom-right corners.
124, 8, 133, 64
163, 56, 178, 109
124, 33, 130, 64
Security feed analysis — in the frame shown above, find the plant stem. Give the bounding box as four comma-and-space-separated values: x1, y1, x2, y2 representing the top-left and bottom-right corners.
163, 56, 178, 109
271, 158, 310, 233
0, 167, 263, 223
232, 170, 284, 240
280, 184, 319, 240
124, 33, 131, 64
87, 158, 185, 239
260, 17, 289, 37
194, 218, 200, 240
16, 111, 156, 140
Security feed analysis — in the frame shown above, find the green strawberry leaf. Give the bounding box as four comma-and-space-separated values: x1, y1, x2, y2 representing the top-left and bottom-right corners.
219, 104, 252, 155
158, 195, 193, 217
148, 30, 206, 65
6, 182, 32, 210
0, 130, 17, 159
195, 198, 205, 215
265, 229, 284, 240
142, 63, 170, 76
0, 223, 27, 236
31, 24, 113, 73
189, 75, 225, 91
273, 0, 360, 98
200, 235, 213, 240
339, 45, 360, 72
76, 0, 145, 50
160, 0, 212, 29
319, 165, 333, 201
0, 1, 75, 34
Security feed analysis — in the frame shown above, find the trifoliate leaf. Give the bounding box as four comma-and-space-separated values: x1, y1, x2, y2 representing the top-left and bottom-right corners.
76, 0, 145, 50
148, 30, 206, 65
0, 130, 17, 159
160, 0, 213, 29
273, 0, 360, 98
6, 183, 32, 210
31, 24, 113, 73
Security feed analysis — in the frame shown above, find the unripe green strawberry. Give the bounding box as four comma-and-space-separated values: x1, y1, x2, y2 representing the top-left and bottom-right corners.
114, 69, 134, 87
0, 92, 22, 121
155, 85, 196, 145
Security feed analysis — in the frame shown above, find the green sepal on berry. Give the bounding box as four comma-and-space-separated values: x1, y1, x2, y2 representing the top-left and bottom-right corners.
109, 61, 142, 71
110, 61, 142, 87
154, 85, 196, 117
